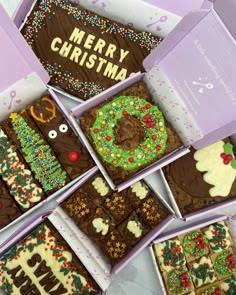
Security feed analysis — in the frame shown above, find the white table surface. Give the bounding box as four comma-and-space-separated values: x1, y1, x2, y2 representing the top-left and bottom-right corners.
0, 1, 232, 294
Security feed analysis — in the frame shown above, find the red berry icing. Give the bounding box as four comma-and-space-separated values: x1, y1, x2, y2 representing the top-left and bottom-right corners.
68, 151, 80, 163
106, 136, 111, 141
156, 145, 161, 151
145, 104, 151, 109
93, 128, 99, 133
152, 135, 157, 140
129, 157, 134, 163
122, 110, 128, 116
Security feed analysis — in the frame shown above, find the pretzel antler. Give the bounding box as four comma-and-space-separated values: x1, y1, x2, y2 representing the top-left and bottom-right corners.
30, 96, 56, 123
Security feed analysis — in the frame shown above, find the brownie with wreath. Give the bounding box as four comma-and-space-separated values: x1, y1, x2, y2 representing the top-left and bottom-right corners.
80, 81, 183, 184
163, 267, 194, 295
179, 230, 209, 263
196, 283, 223, 295
211, 248, 236, 280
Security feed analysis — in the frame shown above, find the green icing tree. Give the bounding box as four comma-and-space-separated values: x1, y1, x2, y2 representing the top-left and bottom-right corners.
10, 113, 67, 191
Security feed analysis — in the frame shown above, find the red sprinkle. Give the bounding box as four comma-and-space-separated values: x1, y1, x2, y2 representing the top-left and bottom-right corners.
145, 104, 151, 109
0, 202, 2, 209
129, 158, 134, 163
106, 136, 111, 141
93, 128, 99, 133
152, 135, 157, 140
68, 151, 80, 163
156, 145, 161, 151
122, 110, 128, 116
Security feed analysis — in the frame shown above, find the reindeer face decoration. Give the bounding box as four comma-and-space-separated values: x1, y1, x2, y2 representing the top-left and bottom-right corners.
194, 141, 236, 197
29, 96, 94, 179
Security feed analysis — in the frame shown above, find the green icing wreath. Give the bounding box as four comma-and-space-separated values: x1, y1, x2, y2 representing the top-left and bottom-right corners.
90, 96, 168, 171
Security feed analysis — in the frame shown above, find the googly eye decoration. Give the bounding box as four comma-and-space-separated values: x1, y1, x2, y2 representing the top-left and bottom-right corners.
48, 130, 57, 139
59, 124, 68, 133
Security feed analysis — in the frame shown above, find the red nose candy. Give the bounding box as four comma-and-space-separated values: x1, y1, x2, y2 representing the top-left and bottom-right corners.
0, 202, 2, 209
68, 151, 80, 163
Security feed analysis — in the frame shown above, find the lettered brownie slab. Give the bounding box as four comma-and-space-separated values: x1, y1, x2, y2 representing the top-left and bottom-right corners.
0, 221, 100, 294
21, 0, 162, 100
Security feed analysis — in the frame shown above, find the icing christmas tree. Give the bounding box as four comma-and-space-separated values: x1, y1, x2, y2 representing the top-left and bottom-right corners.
10, 113, 67, 192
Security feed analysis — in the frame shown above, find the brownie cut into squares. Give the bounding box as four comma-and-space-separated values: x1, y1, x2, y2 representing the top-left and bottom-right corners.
21, 0, 162, 100
28, 95, 95, 179
62, 190, 96, 224
163, 140, 236, 216
80, 81, 183, 184
136, 195, 169, 228
102, 192, 133, 224
0, 220, 100, 294
79, 207, 116, 243
117, 212, 150, 246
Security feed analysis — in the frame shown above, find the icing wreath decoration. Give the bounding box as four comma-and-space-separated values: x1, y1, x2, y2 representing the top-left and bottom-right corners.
90, 96, 168, 171
215, 252, 236, 276
167, 268, 192, 293
183, 232, 208, 256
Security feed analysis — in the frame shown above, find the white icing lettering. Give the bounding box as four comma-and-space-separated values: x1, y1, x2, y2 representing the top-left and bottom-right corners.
115, 68, 127, 81
79, 51, 88, 66
96, 57, 107, 73
69, 28, 85, 45
94, 38, 106, 54
105, 43, 117, 59
59, 42, 73, 58
69, 47, 82, 63
51, 37, 62, 52
84, 34, 96, 50
103, 62, 119, 79
119, 49, 129, 63
85, 54, 97, 69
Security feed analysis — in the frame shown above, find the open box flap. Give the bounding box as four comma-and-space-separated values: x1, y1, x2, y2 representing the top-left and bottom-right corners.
143, 5, 236, 148
0, 4, 49, 94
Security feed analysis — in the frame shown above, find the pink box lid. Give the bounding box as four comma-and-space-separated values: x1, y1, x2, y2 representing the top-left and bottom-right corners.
0, 4, 49, 94
143, 0, 236, 149
143, 0, 209, 17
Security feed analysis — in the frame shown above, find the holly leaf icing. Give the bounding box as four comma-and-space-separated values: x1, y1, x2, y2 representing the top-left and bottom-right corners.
224, 143, 234, 155
231, 159, 236, 169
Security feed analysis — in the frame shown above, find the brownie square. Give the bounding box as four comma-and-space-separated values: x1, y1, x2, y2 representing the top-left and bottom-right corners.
80, 81, 183, 184
189, 256, 217, 288
122, 180, 150, 210
136, 195, 169, 228
178, 230, 209, 263
103, 192, 133, 224
0, 179, 22, 230
21, 1, 161, 100
117, 212, 150, 246
154, 238, 186, 272
62, 191, 95, 224
163, 267, 194, 295
79, 207, 116, 243
211, 248, 236, 280
28, 95, 95, 179
79, 173, 112, 206
203, 221, 232, 253
163, 140, 236, 216
99, 229, 131, 264
0, 221, 99, 294
196, 283, 222, 295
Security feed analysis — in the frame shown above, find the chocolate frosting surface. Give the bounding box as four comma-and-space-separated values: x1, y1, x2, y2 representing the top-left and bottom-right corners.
164, 147, 236, 215
21, 0, 162, 100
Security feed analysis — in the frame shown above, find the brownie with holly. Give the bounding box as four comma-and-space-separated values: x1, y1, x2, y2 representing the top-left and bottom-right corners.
189, 256, 217, 288
136, 195, 169, 228
163, 267, 194, 295
79, 207, 116, 243
62, 190, 96, 224
211, 248, 236, 280
0, 179, 22, 230
0, 127, 45, 212
117, 212, 150, 246
203, 221, 232, 253
103, 192, 133, 224
0, 221, 100, 294
163, 140, 236, 216
179, 230, 209, 263
80, 81, 183, 185
2, 110, 69, 195
154, 238, 186, 272
28, 95, 95, 179
220, 275, 236, 294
